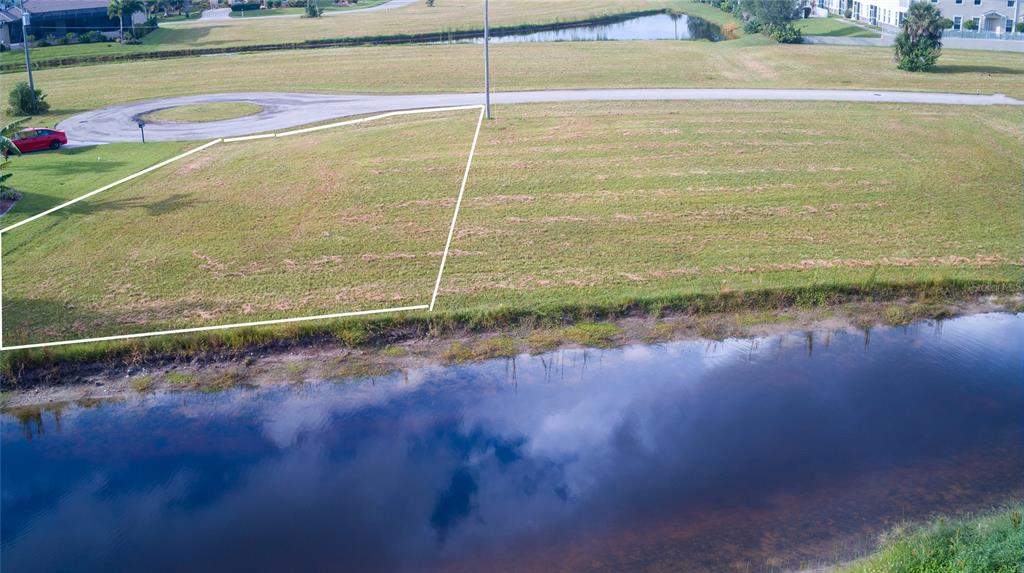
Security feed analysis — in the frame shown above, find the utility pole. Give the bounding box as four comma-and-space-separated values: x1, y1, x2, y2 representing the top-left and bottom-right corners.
18, 0, 37, 105
484, 0, 491, 119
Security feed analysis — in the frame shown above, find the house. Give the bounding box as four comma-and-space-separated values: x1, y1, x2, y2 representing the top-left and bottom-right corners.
818, 0, 1022, 34
0, 0, 147, 48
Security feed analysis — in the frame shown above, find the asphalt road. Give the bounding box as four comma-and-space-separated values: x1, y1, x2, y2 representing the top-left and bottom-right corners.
57, 89, 1024, 144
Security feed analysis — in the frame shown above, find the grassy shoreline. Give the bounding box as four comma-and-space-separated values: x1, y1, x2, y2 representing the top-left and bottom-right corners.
835, 504, 1024, 573
2, 282, 1021, 388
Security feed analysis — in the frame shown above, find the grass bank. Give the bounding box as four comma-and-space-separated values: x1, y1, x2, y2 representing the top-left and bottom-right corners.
1, 100, 1021, 380
837, 504, 1024, 573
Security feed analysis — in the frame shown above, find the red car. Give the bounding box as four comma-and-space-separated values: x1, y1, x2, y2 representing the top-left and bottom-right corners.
11, 128, 67, 153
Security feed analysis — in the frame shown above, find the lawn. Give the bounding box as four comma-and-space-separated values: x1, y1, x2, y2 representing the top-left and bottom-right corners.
3, 101, 1021, 346
228, 0, 392, 18
794, 16, 881, 38
140, 102, 264, 123
3, 40, 1024, 129
0, 142, 190, 229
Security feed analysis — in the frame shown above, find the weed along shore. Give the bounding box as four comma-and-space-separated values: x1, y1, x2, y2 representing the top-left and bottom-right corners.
2, 292, 1020, 407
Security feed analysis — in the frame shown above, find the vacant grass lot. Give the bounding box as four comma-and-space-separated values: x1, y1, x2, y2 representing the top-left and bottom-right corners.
2, 109, 480, 345
3, 101, 1021, 345
3, 40, 1024, 128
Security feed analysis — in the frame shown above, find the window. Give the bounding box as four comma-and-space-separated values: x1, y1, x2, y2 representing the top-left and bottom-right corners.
955, 0, 962, 4
953, 15, 963, 29
1007, 18, 1014, 32
973, 0, 981, 5
1008, 0, 1015, 7
973, 16, 981, 28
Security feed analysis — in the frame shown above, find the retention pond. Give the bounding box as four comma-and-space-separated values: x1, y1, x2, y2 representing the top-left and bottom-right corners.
2, 313, 1022, 572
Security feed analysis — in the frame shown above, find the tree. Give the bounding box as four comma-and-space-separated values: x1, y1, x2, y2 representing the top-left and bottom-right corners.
739, 0, 801, 26
894, 1, 944, 72
305, 0, 321, 17
6, 82, 49, 116
1, 119, 27, 199
108, 0, 145, 43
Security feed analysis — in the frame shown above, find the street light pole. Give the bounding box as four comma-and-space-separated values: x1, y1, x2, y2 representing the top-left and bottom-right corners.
484, 0, 491, 119
18, 0, 37, 105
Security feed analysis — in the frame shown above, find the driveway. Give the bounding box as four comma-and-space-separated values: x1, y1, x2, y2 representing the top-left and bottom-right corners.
199, 8, 231, 20
57, 89, 1024, 143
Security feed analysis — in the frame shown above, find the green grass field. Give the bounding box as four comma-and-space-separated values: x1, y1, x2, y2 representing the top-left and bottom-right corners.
3, 40, 1023, 129
794, 16, 881, 38
838, 505, 1023, 573
140, 102, 264, 123
3, 101, 1021, 346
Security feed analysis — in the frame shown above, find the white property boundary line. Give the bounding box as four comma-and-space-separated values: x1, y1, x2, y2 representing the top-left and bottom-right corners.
0, 104, 485, 351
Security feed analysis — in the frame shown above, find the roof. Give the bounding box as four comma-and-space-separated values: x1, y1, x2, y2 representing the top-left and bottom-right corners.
21, 0, 112, 13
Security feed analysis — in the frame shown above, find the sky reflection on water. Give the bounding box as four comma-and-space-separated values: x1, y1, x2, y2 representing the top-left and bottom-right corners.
2, 313, 1022, 572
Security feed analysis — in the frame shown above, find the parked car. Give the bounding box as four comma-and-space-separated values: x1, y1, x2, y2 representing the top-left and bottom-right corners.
11, 128, 67, 153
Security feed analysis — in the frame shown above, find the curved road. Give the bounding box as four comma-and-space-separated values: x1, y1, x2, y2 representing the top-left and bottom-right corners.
58, 89, 1024, 144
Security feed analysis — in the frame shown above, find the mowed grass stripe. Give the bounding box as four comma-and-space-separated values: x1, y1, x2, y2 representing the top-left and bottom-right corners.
2, 110, 482, 345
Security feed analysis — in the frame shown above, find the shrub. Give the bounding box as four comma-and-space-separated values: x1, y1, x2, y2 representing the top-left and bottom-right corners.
940, 17, 953, 29
963, 18, 977, 30
1017, 22, 1024, 33
304, 0, 321, 17
742, 18, 763, 34
844, 8, 852, 18
894, 1, 943, 71
229, 2, 261, 11
763, 22, 802, 43
6, 82, 50, 115
287, 0, 306, 6
62, 32, 76, 45
80, 30, 106, 43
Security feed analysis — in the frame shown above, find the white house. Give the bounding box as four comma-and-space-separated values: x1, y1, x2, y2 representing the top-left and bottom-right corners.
818, 0, 1022, 34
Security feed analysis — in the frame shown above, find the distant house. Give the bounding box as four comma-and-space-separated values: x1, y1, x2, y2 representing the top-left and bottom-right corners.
818, 0, 1022, 35
0, 0, 146, 47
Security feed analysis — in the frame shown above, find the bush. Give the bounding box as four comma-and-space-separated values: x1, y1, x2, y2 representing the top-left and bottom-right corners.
963, 18, 977, 30
940, 17, 953, 29
62, 32, 76, 45
742, 18, 763, 34
79, 30, 106, 43
844, 8, 852, 18
304, 1, 321, 17
287, 0, 306, 6
763, 22, 802, 43
229, 2, 261, 11
1017, 22, 1024, 33
6, 82, 50, 115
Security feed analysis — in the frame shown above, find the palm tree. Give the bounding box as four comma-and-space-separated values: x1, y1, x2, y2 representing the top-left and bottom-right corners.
108, 0, 146, 43
1, 119, 27, 197
894, 1, 944, 71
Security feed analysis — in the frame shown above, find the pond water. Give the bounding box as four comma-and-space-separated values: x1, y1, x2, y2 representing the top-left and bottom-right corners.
457, 13, 729, 44
2, 313, 1022, 572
